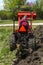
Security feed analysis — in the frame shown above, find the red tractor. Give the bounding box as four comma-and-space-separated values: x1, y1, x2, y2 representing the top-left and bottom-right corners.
10, 11, 37, 57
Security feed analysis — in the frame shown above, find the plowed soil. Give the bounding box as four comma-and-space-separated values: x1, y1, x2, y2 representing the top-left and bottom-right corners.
13, 25, 43, 65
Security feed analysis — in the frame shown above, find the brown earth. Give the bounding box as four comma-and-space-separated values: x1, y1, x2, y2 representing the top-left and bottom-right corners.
12, 25, 43, 65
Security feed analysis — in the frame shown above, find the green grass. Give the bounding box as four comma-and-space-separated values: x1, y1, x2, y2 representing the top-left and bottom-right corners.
0, 20, 43, 24
15, 20, 43, 24
0, 20, 13, 24
0, 26, 17, 65
33, 20, 43, 23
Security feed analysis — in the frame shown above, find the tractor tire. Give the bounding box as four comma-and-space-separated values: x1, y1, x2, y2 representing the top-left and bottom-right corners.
10, 33, 17, 51
28, 34, 36, 50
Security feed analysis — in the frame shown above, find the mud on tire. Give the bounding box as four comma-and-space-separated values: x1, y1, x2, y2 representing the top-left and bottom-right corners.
10, 33, 17, 51
28, 34, 36, 50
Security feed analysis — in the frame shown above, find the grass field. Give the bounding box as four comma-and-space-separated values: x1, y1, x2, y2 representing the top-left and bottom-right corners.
0, 20, 13, 24
33, 20, 43, 23
0, 20, 43, 24
0, 26, 17, 65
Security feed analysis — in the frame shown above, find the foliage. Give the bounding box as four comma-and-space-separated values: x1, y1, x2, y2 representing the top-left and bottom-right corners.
0, 0, 43, 20
32, 0, 43, 19
0, 10, 12, 20
4, 0, 26, 20
21, 5, 32, 11
0, 26, 17, 65
4, 0, 26, 11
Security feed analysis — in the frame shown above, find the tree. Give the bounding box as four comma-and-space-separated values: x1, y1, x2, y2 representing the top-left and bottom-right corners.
32, 0, 43, 19
36, 0, 43, 19
4, 0, 26, 11
4, 0, 26, 20
0, 10, 12, 20
0, 10, 7, 20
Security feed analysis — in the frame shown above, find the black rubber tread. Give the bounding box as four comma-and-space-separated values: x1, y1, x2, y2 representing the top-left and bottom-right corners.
10, 33, 17, 51
28, 34, 36, 50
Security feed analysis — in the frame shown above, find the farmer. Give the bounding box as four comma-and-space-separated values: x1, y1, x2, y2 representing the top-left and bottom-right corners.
19, 15, 29, 32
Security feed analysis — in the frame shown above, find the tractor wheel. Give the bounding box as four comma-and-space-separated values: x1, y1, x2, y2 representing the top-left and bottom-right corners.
28, 34, 36, 51
10, 33, 17, 51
